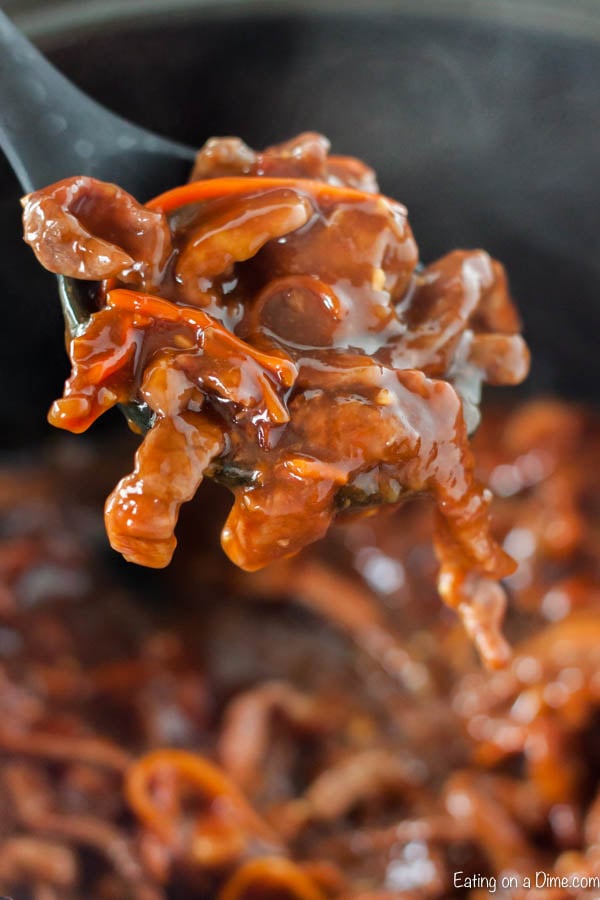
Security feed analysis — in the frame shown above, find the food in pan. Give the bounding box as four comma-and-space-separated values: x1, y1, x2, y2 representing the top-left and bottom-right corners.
0, 398, 599, 899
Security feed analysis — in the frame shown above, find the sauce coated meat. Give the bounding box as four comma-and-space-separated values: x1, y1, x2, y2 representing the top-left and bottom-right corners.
1, 398, 600, 900
22, 133, 529, 666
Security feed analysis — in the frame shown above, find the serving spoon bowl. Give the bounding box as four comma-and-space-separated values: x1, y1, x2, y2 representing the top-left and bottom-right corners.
0, 7, 484, 508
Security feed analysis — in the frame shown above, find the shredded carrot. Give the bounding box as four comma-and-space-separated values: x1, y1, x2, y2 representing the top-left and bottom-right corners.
145, 176, 402, 215
107, 289, 297, 387
125, 749, 277, 846
284, 457, 349, 485
218, 856, 327, 900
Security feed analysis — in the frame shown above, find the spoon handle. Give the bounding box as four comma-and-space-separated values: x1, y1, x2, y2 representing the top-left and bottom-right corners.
0, 9, 193, 195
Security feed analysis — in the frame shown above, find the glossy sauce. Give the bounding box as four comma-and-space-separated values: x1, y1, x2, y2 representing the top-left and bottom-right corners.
21, 133, 530, 666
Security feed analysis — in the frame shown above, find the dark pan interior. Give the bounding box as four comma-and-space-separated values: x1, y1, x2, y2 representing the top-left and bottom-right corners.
1, 7, 599, 448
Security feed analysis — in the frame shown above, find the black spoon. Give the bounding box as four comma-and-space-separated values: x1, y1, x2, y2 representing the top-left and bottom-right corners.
0, 8, 195, 432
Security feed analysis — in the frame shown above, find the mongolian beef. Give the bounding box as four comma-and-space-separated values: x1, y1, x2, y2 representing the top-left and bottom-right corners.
0, 398, 600, 900
20, 133, 530, 668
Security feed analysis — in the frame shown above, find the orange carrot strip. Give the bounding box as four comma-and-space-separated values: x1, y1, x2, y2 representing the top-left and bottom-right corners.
219, 857, 327, 900
284, 456, 349, 485
146, 176, 402, 215
106, 289, 297, 387
125, 749, 277, 846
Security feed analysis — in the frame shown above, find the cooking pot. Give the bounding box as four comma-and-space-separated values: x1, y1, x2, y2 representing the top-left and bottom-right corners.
1, 0, 599, 448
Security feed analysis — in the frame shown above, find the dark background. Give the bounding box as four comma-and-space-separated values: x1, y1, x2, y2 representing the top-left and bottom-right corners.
1, 0, 599, 448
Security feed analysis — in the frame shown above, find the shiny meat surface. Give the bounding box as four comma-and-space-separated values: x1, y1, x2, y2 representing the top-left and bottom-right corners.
0, 399, 599, 899
21, 133, 529, 666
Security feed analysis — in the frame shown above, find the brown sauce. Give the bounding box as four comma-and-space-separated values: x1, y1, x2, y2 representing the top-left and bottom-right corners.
21, 133, 529, 667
